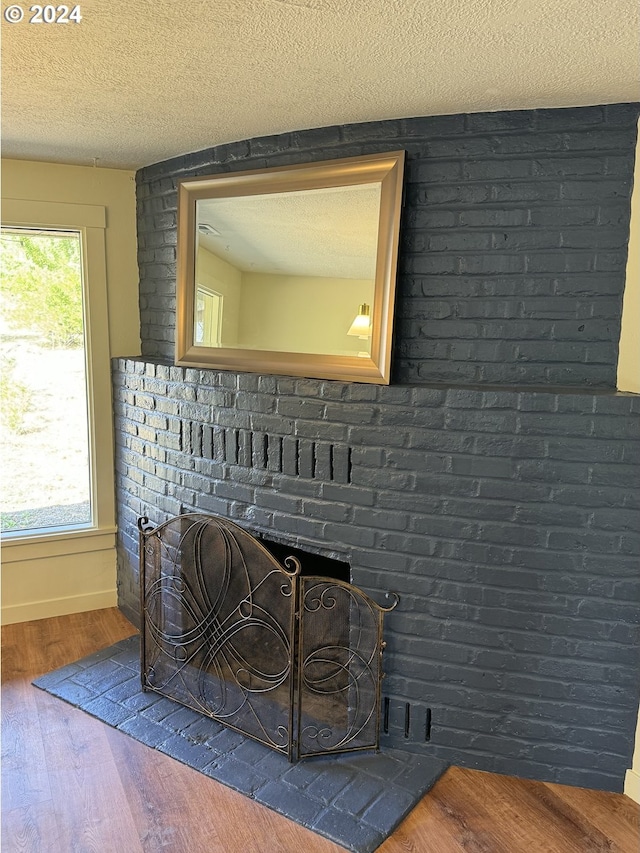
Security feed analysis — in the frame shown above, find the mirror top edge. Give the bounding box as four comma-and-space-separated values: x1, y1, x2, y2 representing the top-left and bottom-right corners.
178, 150, 406, 195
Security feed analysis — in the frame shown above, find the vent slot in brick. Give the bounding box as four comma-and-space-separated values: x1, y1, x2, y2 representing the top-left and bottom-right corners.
185, 425, 352, 483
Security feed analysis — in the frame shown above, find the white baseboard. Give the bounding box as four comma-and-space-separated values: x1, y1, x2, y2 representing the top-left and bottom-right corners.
1, 589, 117, 625
624, 768, 640, 804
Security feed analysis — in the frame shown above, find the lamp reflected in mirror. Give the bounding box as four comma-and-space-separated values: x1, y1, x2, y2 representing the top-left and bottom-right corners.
347, 303, 372, 338
347, 303, 372, 357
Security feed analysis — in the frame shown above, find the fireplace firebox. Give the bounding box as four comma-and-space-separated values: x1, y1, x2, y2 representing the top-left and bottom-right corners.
139, 513, 398, 761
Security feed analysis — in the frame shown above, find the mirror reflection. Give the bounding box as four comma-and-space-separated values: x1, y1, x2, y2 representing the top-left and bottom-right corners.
194, 183, 381, 356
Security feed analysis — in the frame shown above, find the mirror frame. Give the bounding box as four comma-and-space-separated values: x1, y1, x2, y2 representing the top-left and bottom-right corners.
175, 150, 405, 384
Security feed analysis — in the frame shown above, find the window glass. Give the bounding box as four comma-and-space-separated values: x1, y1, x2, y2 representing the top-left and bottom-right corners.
1, 228, 92, 534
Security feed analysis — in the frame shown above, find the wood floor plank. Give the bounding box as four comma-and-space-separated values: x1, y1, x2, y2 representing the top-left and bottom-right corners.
1, 679, 53, 811
2, 803, 60, 853
2, 608, 638, 853
1, 607, 136, 681
106, 723, 345, 853
443, 768, 580, 853
379, 770, 497, 853
2, 609, 140, 853
437, 767, 622, 853
416, 768, 515, 853
508, 774, 624, 853
36, 696, 144, 852
543, 780, 640, 852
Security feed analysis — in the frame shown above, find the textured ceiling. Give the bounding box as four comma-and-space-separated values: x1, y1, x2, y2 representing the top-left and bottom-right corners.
2, 0, 639, 170
198, 183, 380, 277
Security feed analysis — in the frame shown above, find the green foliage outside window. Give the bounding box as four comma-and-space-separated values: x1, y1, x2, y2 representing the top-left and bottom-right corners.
1, 229, 84, 436
1, 230, 84, 348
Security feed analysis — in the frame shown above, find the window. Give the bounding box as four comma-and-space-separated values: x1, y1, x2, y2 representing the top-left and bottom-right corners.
1, 227, 93, 533
1, 199, 115, 544
195, 286, 223, 346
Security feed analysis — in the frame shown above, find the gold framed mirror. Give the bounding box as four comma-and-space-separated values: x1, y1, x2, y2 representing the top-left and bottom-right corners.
175, 150, 405, 384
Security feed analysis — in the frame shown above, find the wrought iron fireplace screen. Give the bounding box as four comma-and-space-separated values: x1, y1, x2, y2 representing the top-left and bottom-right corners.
139, 513, 397, 761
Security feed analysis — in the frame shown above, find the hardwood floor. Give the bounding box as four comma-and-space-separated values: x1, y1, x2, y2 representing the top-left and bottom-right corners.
2, 608, 638, 852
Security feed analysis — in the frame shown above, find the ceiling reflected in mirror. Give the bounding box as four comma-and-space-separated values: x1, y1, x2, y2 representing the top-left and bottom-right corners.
196, 183, 381, 279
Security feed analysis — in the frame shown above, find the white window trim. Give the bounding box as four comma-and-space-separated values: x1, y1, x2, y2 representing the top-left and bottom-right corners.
2, 199, 116, 560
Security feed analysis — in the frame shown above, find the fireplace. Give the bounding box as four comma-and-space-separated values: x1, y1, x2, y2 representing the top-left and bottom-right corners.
139, 512, 397, 761
115, 102, 640, 793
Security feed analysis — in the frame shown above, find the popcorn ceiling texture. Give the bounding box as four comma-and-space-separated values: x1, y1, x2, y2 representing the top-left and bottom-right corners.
2, 0, 639, 168
114, 105, 640, 793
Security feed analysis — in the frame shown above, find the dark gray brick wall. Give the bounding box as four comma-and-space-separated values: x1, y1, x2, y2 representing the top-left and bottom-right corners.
121, 104, 640, 792
136, 103, 639, 387
113, 357, 640, 793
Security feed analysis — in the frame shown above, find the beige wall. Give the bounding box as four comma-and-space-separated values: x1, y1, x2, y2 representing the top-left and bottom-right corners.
195, 245, 242, 346
621, 127, 639, 803
1, 158, 140, 356
239, 272, 373, 355
617, 121, 640, 393
195, 244, 374, 355
1, 159, 139, 624
626, 709, 640, 803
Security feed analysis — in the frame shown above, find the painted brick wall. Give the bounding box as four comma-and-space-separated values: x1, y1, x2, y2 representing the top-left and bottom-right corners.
113, 358, 640, 792
117, 103, 640, 792
136, 103, 639, 386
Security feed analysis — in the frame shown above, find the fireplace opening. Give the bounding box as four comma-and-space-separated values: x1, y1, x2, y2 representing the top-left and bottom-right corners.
257, 535, 351, 583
